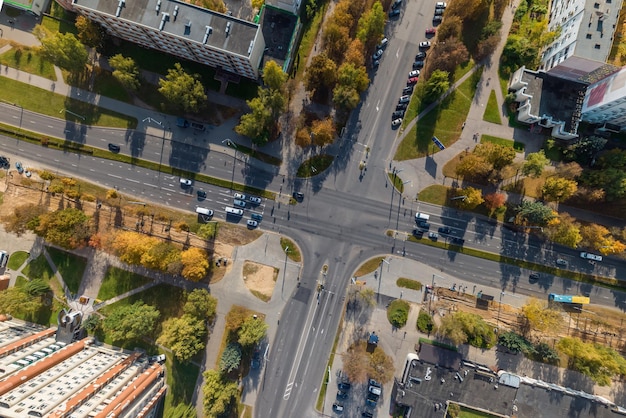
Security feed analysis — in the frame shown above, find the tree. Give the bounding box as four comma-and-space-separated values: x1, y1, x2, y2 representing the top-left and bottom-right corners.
2, 203, 46, 236
542, 176, 577, 202
545, 213, 582, 248
475, 34, 500, 61
446, 0, 489, 20
484, 192, 506, 211
304, 53, 337, 97
580, 224, 625, 255
427, 38, 469, 77
498, 331, 532, 354
25, 279, 50, 296
262, 59, 287, 91
522, 150, 549, 177
423, 70, 450, 104
35, 208, 91, 249
332, 84, 361, 110
343, 341, 369, 383
555, 161, 583, 180
158, 315, 206, 362
557, 337, 626, 386
356, 1, 385, 51
180, 247, 209, 281
238, 316, 268, 347
455, 187, 483, 210
322, 23, 349, 62
416, 310, 434, 333
158, 63, 207, 113
438, 311, 496, 348
219, 342, 242, 372
112, 231, 160, 265
571, 136, 607, 165
516, 200, 556, 226
83, 314, 101, 332
109, 54, 140, 91
579, 168, 626, 201
103, 301, 159, 342
75, 16, 102, 48
345, 39, 365, 67
435, 16, 462, 41
337, 62, 369, 93
520, 298, 562, 336
474, 142, 516, 170
36, 29, 88, 72
368, 345, 395, 383
202, 370, 238, 418
0, 287, 41, 317
501, 35, 539, 76
235, 96, 271, 141
259, 86, 286, 123
387, 300, 410, 328
184, 289, 217, 320
225, 305, 252, 332
310, 118, 336, 147
456, 153, 492, 180
141, 241, 179, 271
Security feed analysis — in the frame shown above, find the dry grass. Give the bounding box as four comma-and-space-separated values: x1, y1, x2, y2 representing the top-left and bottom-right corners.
354, 257, 384, 277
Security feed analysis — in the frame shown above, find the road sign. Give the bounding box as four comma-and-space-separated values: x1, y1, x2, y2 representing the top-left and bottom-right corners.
431, 136, 445, 150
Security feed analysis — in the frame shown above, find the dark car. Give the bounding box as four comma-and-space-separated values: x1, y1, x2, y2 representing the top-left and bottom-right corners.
433, 15, 443, 23
389, 8, 400, 17
416, 220, 431, 230
108, 143, 121, 153
412, 229, 424, 238
0, 156, 9, 168
191, 121, 206, 131
415, 52, 426, 60
391, 0, 402, 9
396, 103, 408, 111
366, 393, 379, 407
338, 382, 351, 391
529, 273, 540, 282
435, 8, 444, 15
293, 192, 304, 202
392, 110, 405, 119
450, 237, 465, 246
413, 60, 425, 69
337, 390, 348, 400
362, 413, 374, 418
251, 212, 263, 222
403, 86, 414, 95
438, 226, 452, 235
197, 190, 207, 200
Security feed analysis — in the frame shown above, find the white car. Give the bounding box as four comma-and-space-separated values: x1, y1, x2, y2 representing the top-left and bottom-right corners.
248, 196, 262, 204
399, 95, 411, 103
419, 41, 431, 49
428, 232, 439, 239
409, 70, 420, 78
435, 1, 447, 8
234, 192, 246, 200
247, 220, 258, 228
391, 118, 403, 128
179, 178, 192, 187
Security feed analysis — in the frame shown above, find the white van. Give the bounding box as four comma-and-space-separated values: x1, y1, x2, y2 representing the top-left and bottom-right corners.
415, 213, 430, 223
225, 207, 244, 216
195, 207, 214, 217
0, 251, 7, 268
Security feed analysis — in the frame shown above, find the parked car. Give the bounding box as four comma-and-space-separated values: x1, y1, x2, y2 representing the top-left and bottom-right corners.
433, 15, 443, 23
15, 162, 23, 174
403, 86, 414, 95
436, 1, 447, 8
108, 143, 121, 153
0, 156, 9, 168
419, 41, 431, 49
412, 229, 424, 238
176, 117, 190, 128
366, 393, 379, 407
407, 77, 419, 85
247, 220, 258, 228
391, 0, 402, 9
428, 231, 439, 240
377, 37, 389, 49
150, 354, 166, 363
391, 118, 403, 128
438, 226, 451, 234
179, 178, 192, 187
434, 8, 444, 15
251, 213, 263, 222
389, 8, 400, 17
425, 27, 436, 35
409, 70, 420, 78
362, 412, 374, 418
392, 110, 405, 119
338, 382, 351, 391
248, 196, 262, 204
396, 103, 408, 111
337, 390, 348, 400
234, 192, 247, 200
413, 60, 425, 69
399, 95, 411, 103
191, 121, 206, 131
373, 49, 383, 60
580, 252, 602, 261
450, 237, 465, 245
233, 199, 247, 208
415, 52, 426, 60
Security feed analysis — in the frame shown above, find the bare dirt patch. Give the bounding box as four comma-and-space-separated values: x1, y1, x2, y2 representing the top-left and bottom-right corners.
242, 261, 279, 302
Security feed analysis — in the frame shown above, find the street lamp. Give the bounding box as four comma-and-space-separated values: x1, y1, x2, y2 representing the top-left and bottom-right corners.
222, 139, 238, 190
429, 274, 444, 315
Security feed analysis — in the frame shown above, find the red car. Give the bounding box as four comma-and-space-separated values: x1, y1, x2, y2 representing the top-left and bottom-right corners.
407, 77, 419, 85
425, 27, 436, 35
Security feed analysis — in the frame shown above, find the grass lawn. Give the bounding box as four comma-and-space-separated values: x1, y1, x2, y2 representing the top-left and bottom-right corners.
7, 251, 29, 270
164, 357, 201, 417
395, 67, 483, 160
355, 256, 384, 277
92, 69, 131, 103
0, 76, 137, 129
482, 90, 501, 124
296, 155, 334, 177
99, 283, 186, 322
22, 254, 55, 281
397, 278, 422, 290
294, 2, 328, 81
418, 185, 450, 206
20, 254, 68, 326
280, 237, 301, 262
452, 60, 476, 82
41, 2, 77, 34
459, 405, 500, 417
97, 266, 153, 300
46, 247, 87, 295
481, 134, 524, 151
0, 47, 56, 80
388, 171, 408, 193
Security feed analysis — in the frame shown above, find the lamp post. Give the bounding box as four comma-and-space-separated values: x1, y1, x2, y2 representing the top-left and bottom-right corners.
429, 273, 444, 315
377, 258, 390, 302
222, 139, 238, 190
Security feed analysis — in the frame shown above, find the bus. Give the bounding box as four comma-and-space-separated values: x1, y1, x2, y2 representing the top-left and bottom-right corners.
548, 294, 590, 304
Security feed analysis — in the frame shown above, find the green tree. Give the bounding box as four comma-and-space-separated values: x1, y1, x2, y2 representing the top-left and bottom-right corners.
545, 213, 582, 248
557, 337, 626, 386
571, 136, 607, 165
157, 315, 206, 362
304, 53, 337, 97
533, 341, 560, 364
235, 96, 271, 141
579, 167, 626, 201
498, 331, 532, 354
25, 279, 50, 296
438, 311, 496, 348
75, 16, 102, 48
35, 208, 91, 249
202, 370, 238, 417
474, 142, 516, 170
522, 150, 549, 178
423, 70, 450, 104
262, 60, 287, 91
386, 300, 410, 328
356, 1, 385, 51
501, 35, 539, 76
542, 176, 578, 202
37, 29, 88, 72
108, 54, 140, 91
455, 187, 484, 210
184, 289, 217, 320
103, 301, 159, 342
520, 298, 562, 336
259, 86, 286, 124
516, 200, 556, 226
219, 342, 242, 372
336, 62, 369, 92
416, 310, 434, 333
158, 63, 207, 113
141, 241, 179, 271
0, 287, 41, 317
238, 316, 268, 347
332, 84, 361, 110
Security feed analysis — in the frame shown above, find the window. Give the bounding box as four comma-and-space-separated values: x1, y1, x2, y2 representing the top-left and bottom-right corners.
594, 2, 600, 7
595, 44, 601, 49
587, 33, 592, 38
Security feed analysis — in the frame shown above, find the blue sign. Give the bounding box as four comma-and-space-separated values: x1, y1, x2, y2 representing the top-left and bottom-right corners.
431, 136, 445, 150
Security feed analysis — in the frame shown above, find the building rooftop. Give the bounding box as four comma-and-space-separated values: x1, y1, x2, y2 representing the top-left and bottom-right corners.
74, 0, 259, 57
418, 343, 462, 371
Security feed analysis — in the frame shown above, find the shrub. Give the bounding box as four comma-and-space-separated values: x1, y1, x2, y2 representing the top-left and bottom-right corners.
387, 300, 410, 328
416, 310, 434, 333
397, 278, 422, 291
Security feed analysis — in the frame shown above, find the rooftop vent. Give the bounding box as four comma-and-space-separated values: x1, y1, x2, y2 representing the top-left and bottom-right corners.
156, 0, 161, 14
247, 40, 254, 54
225, 21, 232, 36
159, 13, 169, 31
184, 20, 192, 36
202, 26, 213, 44
115, 0, 124, 17
173, 5, 179, 21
